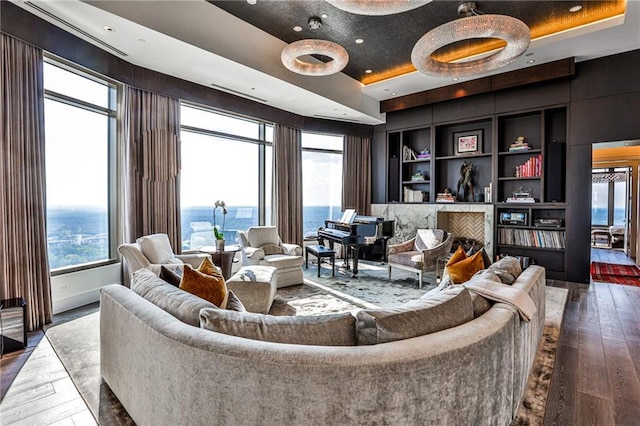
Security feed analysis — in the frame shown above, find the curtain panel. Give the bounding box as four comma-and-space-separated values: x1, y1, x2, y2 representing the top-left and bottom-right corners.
0, 34, 52, 330
273, 124, 303, 246
342, 135, 372, 216
124, 87, 182, 252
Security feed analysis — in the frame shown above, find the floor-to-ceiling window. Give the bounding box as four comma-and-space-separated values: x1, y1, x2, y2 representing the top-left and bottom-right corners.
43, 60, 118, 271
301, 132, 343, 237
180, 104, 272, 250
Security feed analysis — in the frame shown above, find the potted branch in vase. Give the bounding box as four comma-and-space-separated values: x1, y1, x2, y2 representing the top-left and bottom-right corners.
213, 200, 227, 251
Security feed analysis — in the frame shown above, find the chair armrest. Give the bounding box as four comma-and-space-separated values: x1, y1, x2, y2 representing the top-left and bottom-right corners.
177, 253, 211, 269
243, 247, 266, 262
388, 238, 416, 255
282, 243, 302, 256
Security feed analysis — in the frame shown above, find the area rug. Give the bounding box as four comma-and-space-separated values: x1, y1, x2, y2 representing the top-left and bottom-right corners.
43, 270, 567, 426
590, 261, 640, 286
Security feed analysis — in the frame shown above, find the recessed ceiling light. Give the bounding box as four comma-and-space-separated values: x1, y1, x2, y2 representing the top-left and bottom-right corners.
391, 92, 396, 96
452, 78, 459, 81
104, 26, 114, 32
355, 38, 364, 44
293, 25, 303, 32
569, 5, 583, 13
247, 0, 257, 5
365, 69, 372, 74
321, 13, 328, 19
527, 59, 536, 64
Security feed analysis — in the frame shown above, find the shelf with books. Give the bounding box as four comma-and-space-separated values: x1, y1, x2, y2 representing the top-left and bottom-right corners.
402, 180, 430, 185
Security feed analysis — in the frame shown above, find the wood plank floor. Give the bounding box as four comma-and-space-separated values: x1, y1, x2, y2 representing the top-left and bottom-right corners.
1, 250, 639, 425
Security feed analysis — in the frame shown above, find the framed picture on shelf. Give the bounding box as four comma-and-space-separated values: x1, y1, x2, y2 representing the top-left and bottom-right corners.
454, 130, 483, 155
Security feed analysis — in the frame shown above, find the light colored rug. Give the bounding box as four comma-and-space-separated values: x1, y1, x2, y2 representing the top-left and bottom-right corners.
42, 264, 567, 426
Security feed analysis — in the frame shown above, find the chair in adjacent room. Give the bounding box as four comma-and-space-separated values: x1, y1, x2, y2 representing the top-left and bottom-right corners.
118, 233, 211, 283
237, 226, 304, 287
387, 229, 454, 288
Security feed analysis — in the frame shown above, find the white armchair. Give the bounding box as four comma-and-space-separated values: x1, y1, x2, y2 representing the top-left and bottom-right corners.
237, 226, 304, 288
118, 233, 210, 284
388, 229, 454, 288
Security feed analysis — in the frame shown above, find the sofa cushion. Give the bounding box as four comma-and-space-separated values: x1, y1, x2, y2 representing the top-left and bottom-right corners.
136, 233, 180, 264
446, 250, 485, 284
387, 251, 422, 269
180, 263, 228, 309
355, 286, 474, 345
488, 256, 523, 285
132, 268, 216, 327
199, 309, 356, 346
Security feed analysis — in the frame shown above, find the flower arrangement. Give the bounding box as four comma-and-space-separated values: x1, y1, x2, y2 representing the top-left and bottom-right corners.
213, 200, 227, 240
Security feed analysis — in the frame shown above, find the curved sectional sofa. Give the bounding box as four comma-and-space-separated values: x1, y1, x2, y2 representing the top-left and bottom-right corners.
100, 264, 545, 425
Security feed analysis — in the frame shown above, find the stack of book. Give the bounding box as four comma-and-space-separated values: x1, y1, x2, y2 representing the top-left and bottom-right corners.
506, 191, 535, 203
435, 192, 455, 203
404, 187, 425, 202
402, 146, 417, 161
509, 136, 531, 152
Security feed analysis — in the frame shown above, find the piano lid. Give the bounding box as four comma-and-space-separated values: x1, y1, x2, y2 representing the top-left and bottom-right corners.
354, 215, 384, 223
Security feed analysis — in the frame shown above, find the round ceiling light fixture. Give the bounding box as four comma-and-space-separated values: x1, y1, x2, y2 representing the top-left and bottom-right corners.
411, 2, 530, 78
281, 17, 349, 76
326, 0, 431, 15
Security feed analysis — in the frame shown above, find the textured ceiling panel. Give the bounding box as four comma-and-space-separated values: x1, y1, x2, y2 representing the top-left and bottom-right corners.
208, 0, 625, 83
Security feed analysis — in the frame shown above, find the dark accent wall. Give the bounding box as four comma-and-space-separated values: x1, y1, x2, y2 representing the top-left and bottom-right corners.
0, 1, 373, 138
374, 49, 640, 283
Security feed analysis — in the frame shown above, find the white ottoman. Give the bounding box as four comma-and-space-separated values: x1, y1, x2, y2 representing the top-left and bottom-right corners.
226, 266, 278, 314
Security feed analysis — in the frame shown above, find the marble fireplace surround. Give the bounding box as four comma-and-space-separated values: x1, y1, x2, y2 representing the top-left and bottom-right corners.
372, 203, 494, 259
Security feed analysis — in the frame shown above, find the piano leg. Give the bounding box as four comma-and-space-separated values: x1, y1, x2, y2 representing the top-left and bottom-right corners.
351, 246, 360, 276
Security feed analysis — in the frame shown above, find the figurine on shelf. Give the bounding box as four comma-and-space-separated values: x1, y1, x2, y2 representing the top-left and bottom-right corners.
457, 161, 475, 202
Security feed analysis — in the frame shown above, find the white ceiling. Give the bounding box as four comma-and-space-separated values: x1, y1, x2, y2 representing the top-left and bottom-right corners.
13, 0, 640, 125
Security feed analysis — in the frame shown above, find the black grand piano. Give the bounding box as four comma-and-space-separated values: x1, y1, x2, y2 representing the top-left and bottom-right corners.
318, 209, 395, 276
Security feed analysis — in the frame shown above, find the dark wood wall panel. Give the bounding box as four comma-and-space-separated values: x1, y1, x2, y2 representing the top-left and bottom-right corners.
371, 131, 387, 204
494, 80, 571, 114
385, 105, 432, 131
571, 50, 640, 103
570, 93, 640, 145
432, 93, 494, 124
566, 144, 593, 283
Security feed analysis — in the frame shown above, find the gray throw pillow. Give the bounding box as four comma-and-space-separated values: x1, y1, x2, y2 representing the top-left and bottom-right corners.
466, 247, 492, 268
200, 309, 356, 346
159, 265, 182, 287
225, 290, 246, 313
488, 256, 523, 284
355, 286, 474, 345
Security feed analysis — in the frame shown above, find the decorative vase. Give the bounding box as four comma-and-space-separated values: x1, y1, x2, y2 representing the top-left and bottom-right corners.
215, 239, 225, 251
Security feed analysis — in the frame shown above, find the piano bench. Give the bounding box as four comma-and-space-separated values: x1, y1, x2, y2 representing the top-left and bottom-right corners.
305, 245, 336, 278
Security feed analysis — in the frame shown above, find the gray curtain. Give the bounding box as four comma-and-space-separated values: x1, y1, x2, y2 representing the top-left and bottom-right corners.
124, 87, 182, 252
0, 34, 52, 330
273, 124, 303, 246
342, 135, 372, 216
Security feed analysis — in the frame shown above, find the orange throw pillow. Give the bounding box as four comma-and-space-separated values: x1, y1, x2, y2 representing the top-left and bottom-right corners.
447, 250, 485, 284
179, 258, 228, 308
446, 246, 467, 267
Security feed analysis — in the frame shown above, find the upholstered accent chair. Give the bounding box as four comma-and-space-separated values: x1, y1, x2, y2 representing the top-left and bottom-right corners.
388, 229, 454, 288
118, 233, 211, 283
237, 226, 304, 288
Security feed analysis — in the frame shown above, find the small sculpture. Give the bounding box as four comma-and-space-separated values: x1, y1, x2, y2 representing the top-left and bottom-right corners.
457, 161, 475, 202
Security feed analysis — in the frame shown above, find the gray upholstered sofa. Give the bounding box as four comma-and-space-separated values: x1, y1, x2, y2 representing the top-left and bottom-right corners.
100, 264, 545, 425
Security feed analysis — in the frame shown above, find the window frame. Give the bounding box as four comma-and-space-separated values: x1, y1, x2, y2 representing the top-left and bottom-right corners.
43, 55, 120, 275
179, 102, 273, 251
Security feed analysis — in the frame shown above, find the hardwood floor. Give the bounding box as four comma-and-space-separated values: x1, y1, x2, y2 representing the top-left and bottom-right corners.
2, 271, 639, 425
591, 247, 637, 266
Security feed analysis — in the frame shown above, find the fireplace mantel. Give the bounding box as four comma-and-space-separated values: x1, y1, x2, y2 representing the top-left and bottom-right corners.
372, 203, 494, 259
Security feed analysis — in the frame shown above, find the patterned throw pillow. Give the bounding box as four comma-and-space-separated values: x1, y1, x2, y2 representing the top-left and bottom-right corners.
179, 258, 228, 308
414, 229, 444, 251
